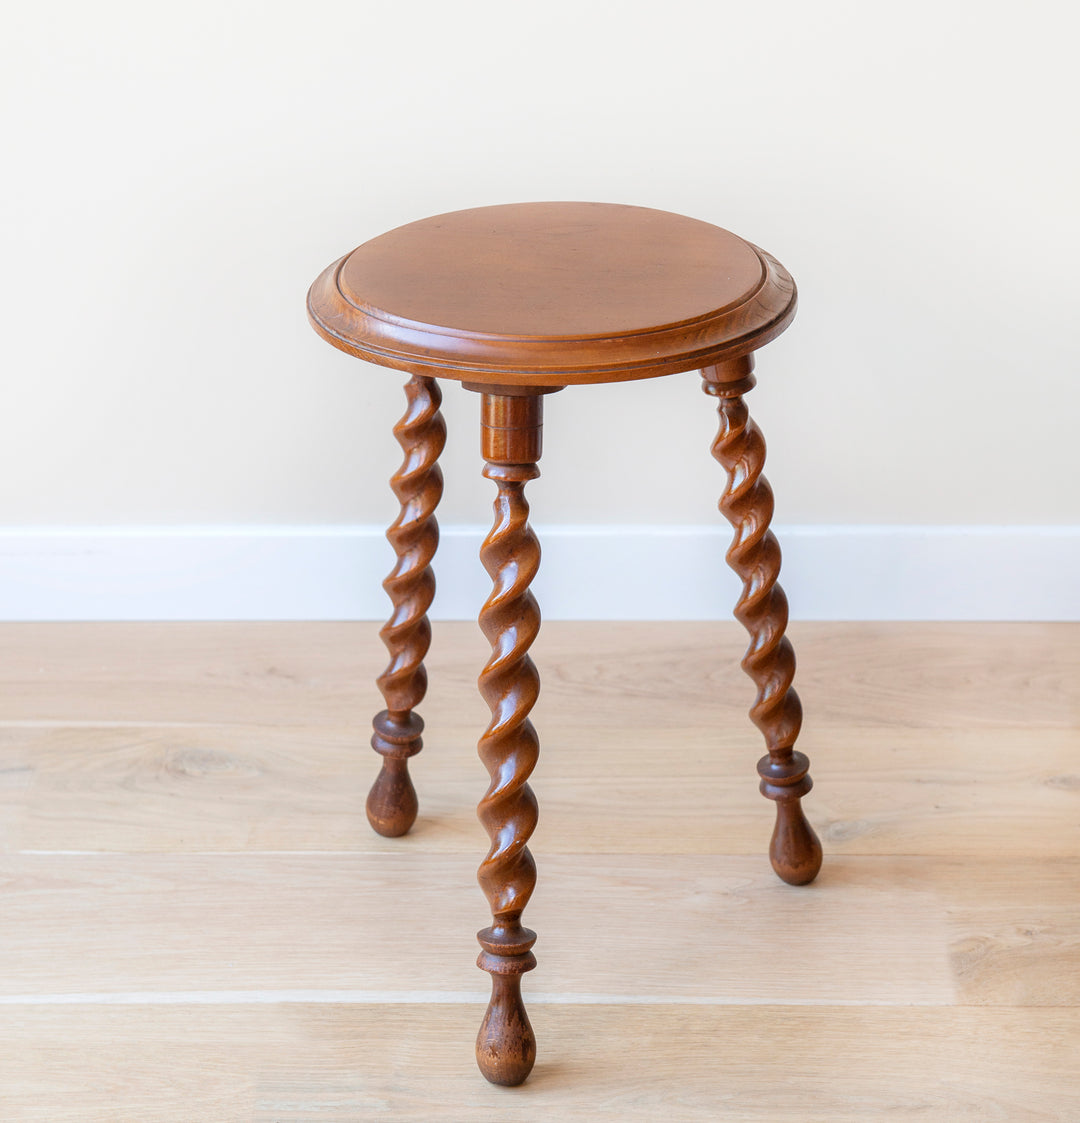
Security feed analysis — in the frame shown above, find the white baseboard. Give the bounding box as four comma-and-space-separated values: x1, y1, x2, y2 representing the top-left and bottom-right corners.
0, 524, 1077, 622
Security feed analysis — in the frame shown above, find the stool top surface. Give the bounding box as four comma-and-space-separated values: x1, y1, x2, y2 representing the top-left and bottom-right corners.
307, 202, 796, 387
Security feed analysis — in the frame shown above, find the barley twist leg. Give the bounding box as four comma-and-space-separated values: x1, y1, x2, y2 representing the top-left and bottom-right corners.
368, 374, 446, 837
473, 391, 545, 1086
703, 360, 822, 885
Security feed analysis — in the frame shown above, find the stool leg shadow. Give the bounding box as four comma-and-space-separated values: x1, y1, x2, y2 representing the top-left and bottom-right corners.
368, 374, 446, 837
703, 360, 823, 886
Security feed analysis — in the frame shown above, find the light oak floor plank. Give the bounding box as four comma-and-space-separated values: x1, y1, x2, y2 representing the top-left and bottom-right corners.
0, 622, 1077, 1119
1, 622, 1078, 728
0, 853, 952, 1003
0, 1005, 1077, 1122
4, 723, 1078, 856
3, 852, 1078, 1006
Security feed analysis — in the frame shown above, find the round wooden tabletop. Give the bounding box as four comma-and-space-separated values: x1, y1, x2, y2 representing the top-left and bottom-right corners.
307, 202, 796, 387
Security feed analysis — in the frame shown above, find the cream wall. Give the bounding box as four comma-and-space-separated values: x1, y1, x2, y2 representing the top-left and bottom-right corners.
1, 1, 1078, 617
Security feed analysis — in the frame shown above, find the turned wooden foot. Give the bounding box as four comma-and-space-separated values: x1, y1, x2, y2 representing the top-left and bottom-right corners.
473, 390, 546, 1085
368, 375, 445, 837
759, 750, 822, 885
368, 712, 421, 837
704, 359, 822, 886
476, 964, 537, 1085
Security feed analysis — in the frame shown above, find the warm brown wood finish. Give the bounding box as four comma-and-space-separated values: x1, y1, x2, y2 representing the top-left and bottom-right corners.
307, 202, 812, 1084
306, 202, 796, 386
703, 360, 822, 885
473, 391, 545, 1085
367, 375, 445, 836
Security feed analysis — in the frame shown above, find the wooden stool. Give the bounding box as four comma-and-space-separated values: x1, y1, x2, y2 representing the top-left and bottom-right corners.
307, 202, 822, 1086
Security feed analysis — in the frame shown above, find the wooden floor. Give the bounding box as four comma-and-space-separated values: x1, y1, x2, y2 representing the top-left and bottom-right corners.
1, 622, 1078, 1121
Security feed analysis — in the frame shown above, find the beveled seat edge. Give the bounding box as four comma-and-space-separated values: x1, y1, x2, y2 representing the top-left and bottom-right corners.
306, 248, 797, 387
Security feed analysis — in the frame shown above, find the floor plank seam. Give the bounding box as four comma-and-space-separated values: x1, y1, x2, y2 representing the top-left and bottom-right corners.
0, 991, 971, 1007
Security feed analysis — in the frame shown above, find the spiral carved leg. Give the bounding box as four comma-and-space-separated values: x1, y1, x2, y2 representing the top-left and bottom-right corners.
474, 391, 544, 1086
703, 359, 822, 886
368, 375, 446, 837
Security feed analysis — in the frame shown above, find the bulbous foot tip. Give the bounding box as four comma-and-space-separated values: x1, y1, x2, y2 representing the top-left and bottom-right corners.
365, 761, 418, 837
475, 977, 536, 1086
476, 1019, 536, 1086
476, 1048, 536, 1087
770, 804, 823, 885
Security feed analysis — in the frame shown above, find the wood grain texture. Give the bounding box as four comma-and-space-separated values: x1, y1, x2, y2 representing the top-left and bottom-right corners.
6, 853, 1080, 1006
306, 202, 796, 385
5, 725, 1078, 857
1, 622, 1078, 1116
2, 622, 1076, 728
1, 1006, 1077, 1122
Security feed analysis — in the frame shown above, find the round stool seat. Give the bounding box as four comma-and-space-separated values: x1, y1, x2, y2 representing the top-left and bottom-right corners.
307, 201, 796, 387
